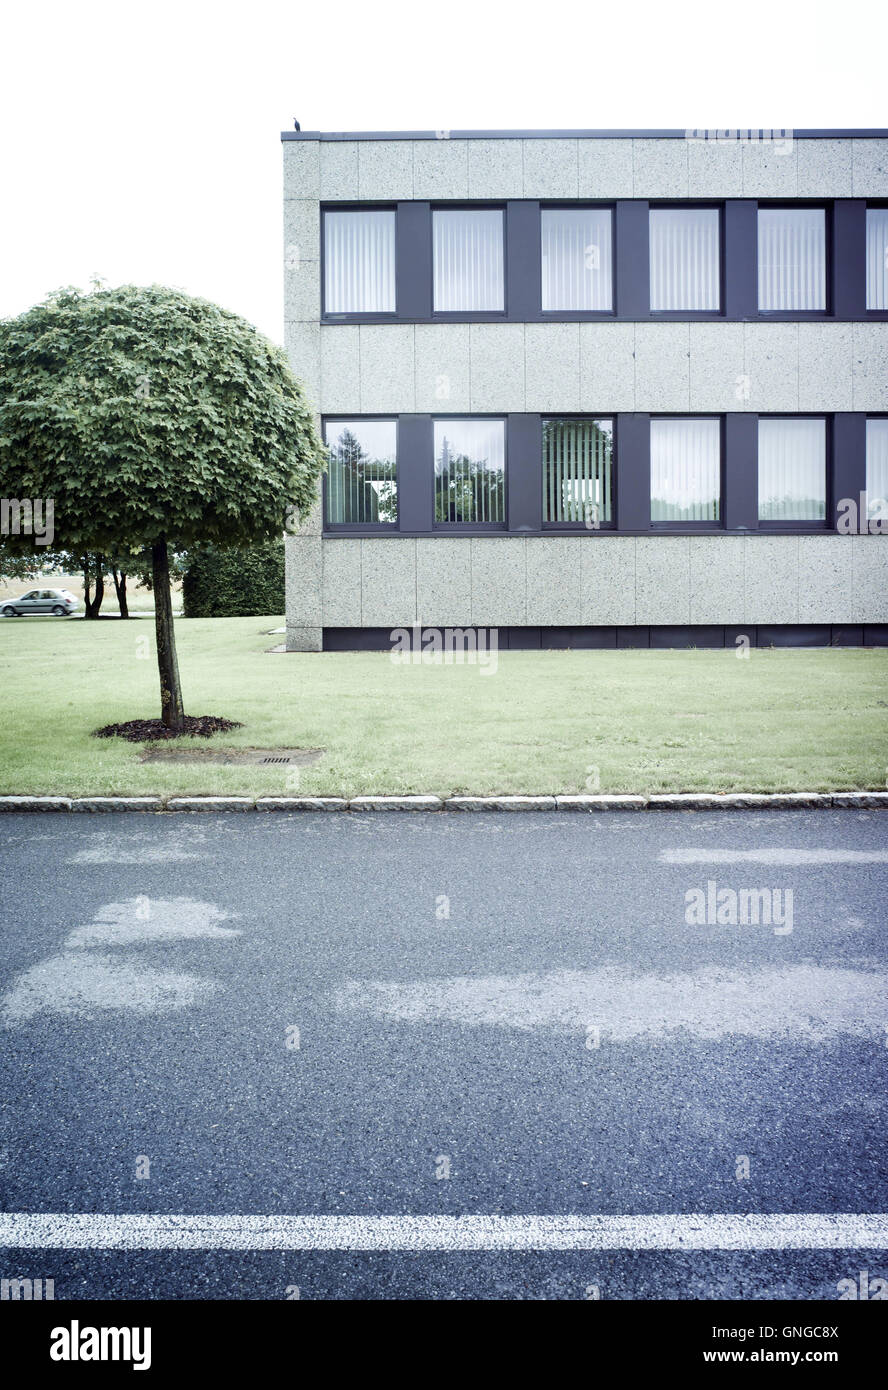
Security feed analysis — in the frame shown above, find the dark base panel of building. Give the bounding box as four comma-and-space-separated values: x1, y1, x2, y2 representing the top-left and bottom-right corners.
322, 625, 888, 651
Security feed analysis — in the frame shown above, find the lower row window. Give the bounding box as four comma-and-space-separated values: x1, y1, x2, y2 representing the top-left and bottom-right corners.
543, 417, 613, 524
758, 417, 826, 521
435, 419, 505, 523
322, 416, 888, 528
325, 419, 398, 524
651, 417, 721, 522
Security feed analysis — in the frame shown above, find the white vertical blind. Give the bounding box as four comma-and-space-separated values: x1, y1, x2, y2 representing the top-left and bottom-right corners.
757, 208, 826, 311
649, 209, 720, 311
324, 210, 396, 314
433, 210, 504, 312
758, 418, 826, 521
541, 209, 613, 311
434, 419, 505, 523
866, 209, 888, 311
542, 419, 613, 523
866, 418, 888, 521
650, 418, 721, 522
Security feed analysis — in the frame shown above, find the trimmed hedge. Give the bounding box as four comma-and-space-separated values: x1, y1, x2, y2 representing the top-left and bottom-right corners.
182, 540, 284, 618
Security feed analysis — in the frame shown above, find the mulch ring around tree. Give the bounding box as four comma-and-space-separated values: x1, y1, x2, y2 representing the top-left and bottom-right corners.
93, 715, 243, 742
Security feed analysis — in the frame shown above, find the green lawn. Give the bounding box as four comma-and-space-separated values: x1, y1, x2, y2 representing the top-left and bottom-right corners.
1, 615, 886, 797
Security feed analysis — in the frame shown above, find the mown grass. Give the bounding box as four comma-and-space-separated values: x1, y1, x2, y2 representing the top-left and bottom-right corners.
1, 615, 886, 796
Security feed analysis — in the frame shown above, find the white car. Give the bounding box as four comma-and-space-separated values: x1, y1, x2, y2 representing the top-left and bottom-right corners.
2, 587, 79, 617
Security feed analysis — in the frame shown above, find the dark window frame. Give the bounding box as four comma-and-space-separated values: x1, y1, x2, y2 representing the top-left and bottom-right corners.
321, 204, 399, 322
865, 201, 888, 318
316, 412, 867, 537
538, 203, 617, 319
321, 415, 400, 532
647, 202, 725, 318
863, 412, 888, 519
540, 413, 617, 530
431, 413, 509, 531
648, 414, 726, 530
755, 201, 832, 319
430, 204, 508, 319
756, 412, 832, 530
311, 197, 888, 325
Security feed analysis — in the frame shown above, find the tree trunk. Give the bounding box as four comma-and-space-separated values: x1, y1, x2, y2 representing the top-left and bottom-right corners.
84, 554, 104, 619
151, 536, 185, 731
82, 556, 92, 615
112, 568, 129, 619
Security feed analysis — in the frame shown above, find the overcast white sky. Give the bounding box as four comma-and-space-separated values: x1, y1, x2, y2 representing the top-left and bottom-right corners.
1, 0, 884, 345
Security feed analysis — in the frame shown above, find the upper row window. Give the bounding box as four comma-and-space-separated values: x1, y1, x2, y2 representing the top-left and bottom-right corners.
758, 208, 825, 311
324, 210, 396, 314
433, 210, 504, 312
322, 205, 882, 317
867, 208, 888, 310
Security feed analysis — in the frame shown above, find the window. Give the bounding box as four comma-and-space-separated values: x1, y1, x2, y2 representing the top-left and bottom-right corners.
433, 210, 504, 312
649, 208, 720, 311
757, 208, 826, 311
324, 210, 396, 314
541, 208, 613, 311
434, 419, 505, 524
758, 418, 826, 522
324, 420, 397, 525
866, 208, 888, 311
650, 418, 721, 523
543, 418, 613, 524
866, 419, 888, 524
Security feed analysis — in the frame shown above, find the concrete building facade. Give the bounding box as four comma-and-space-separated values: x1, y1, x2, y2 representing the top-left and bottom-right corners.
282, 129, 888, 651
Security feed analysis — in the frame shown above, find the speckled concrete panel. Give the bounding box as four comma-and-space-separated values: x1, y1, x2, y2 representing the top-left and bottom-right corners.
361, 539, 417, 627
635, 536, 690, 624
470, 539, 527, 626
526, 538, 583, 625
416, 538, 473, 627
581, 537, 636, 625
743, 537, 800, 624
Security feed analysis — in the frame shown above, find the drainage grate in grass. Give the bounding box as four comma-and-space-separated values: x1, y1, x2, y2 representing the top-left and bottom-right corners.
139, 747, 324, 766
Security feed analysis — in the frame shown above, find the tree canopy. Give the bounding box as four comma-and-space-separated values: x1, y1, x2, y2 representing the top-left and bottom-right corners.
0, 284, 323, 552
0, 284, 325, 727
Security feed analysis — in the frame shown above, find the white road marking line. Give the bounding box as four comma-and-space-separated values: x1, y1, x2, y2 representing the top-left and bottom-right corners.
333, 966, 888, 1040
660, 849, 888, 865
65, 898, 239, 950
1, 900, 238, 1026
1, 1213, 887, 1252
0, 954, 220, 1027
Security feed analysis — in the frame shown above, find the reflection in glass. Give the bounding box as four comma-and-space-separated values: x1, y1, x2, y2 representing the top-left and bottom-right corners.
434, 419, 505, 524
325, 420, 397, 524
543, 418, 613, 524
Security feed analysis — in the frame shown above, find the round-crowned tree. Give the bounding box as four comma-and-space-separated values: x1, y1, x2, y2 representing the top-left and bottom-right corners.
0, 285, 325, 730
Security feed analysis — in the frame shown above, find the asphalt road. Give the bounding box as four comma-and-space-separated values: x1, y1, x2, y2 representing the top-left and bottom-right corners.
0, 809, 886, 1300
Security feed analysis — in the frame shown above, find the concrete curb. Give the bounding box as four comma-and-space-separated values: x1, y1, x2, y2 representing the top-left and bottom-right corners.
1, 792, 887, 813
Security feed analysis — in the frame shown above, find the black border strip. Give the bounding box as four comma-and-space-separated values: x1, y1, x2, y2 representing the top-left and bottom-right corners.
322, 625, 888, 651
